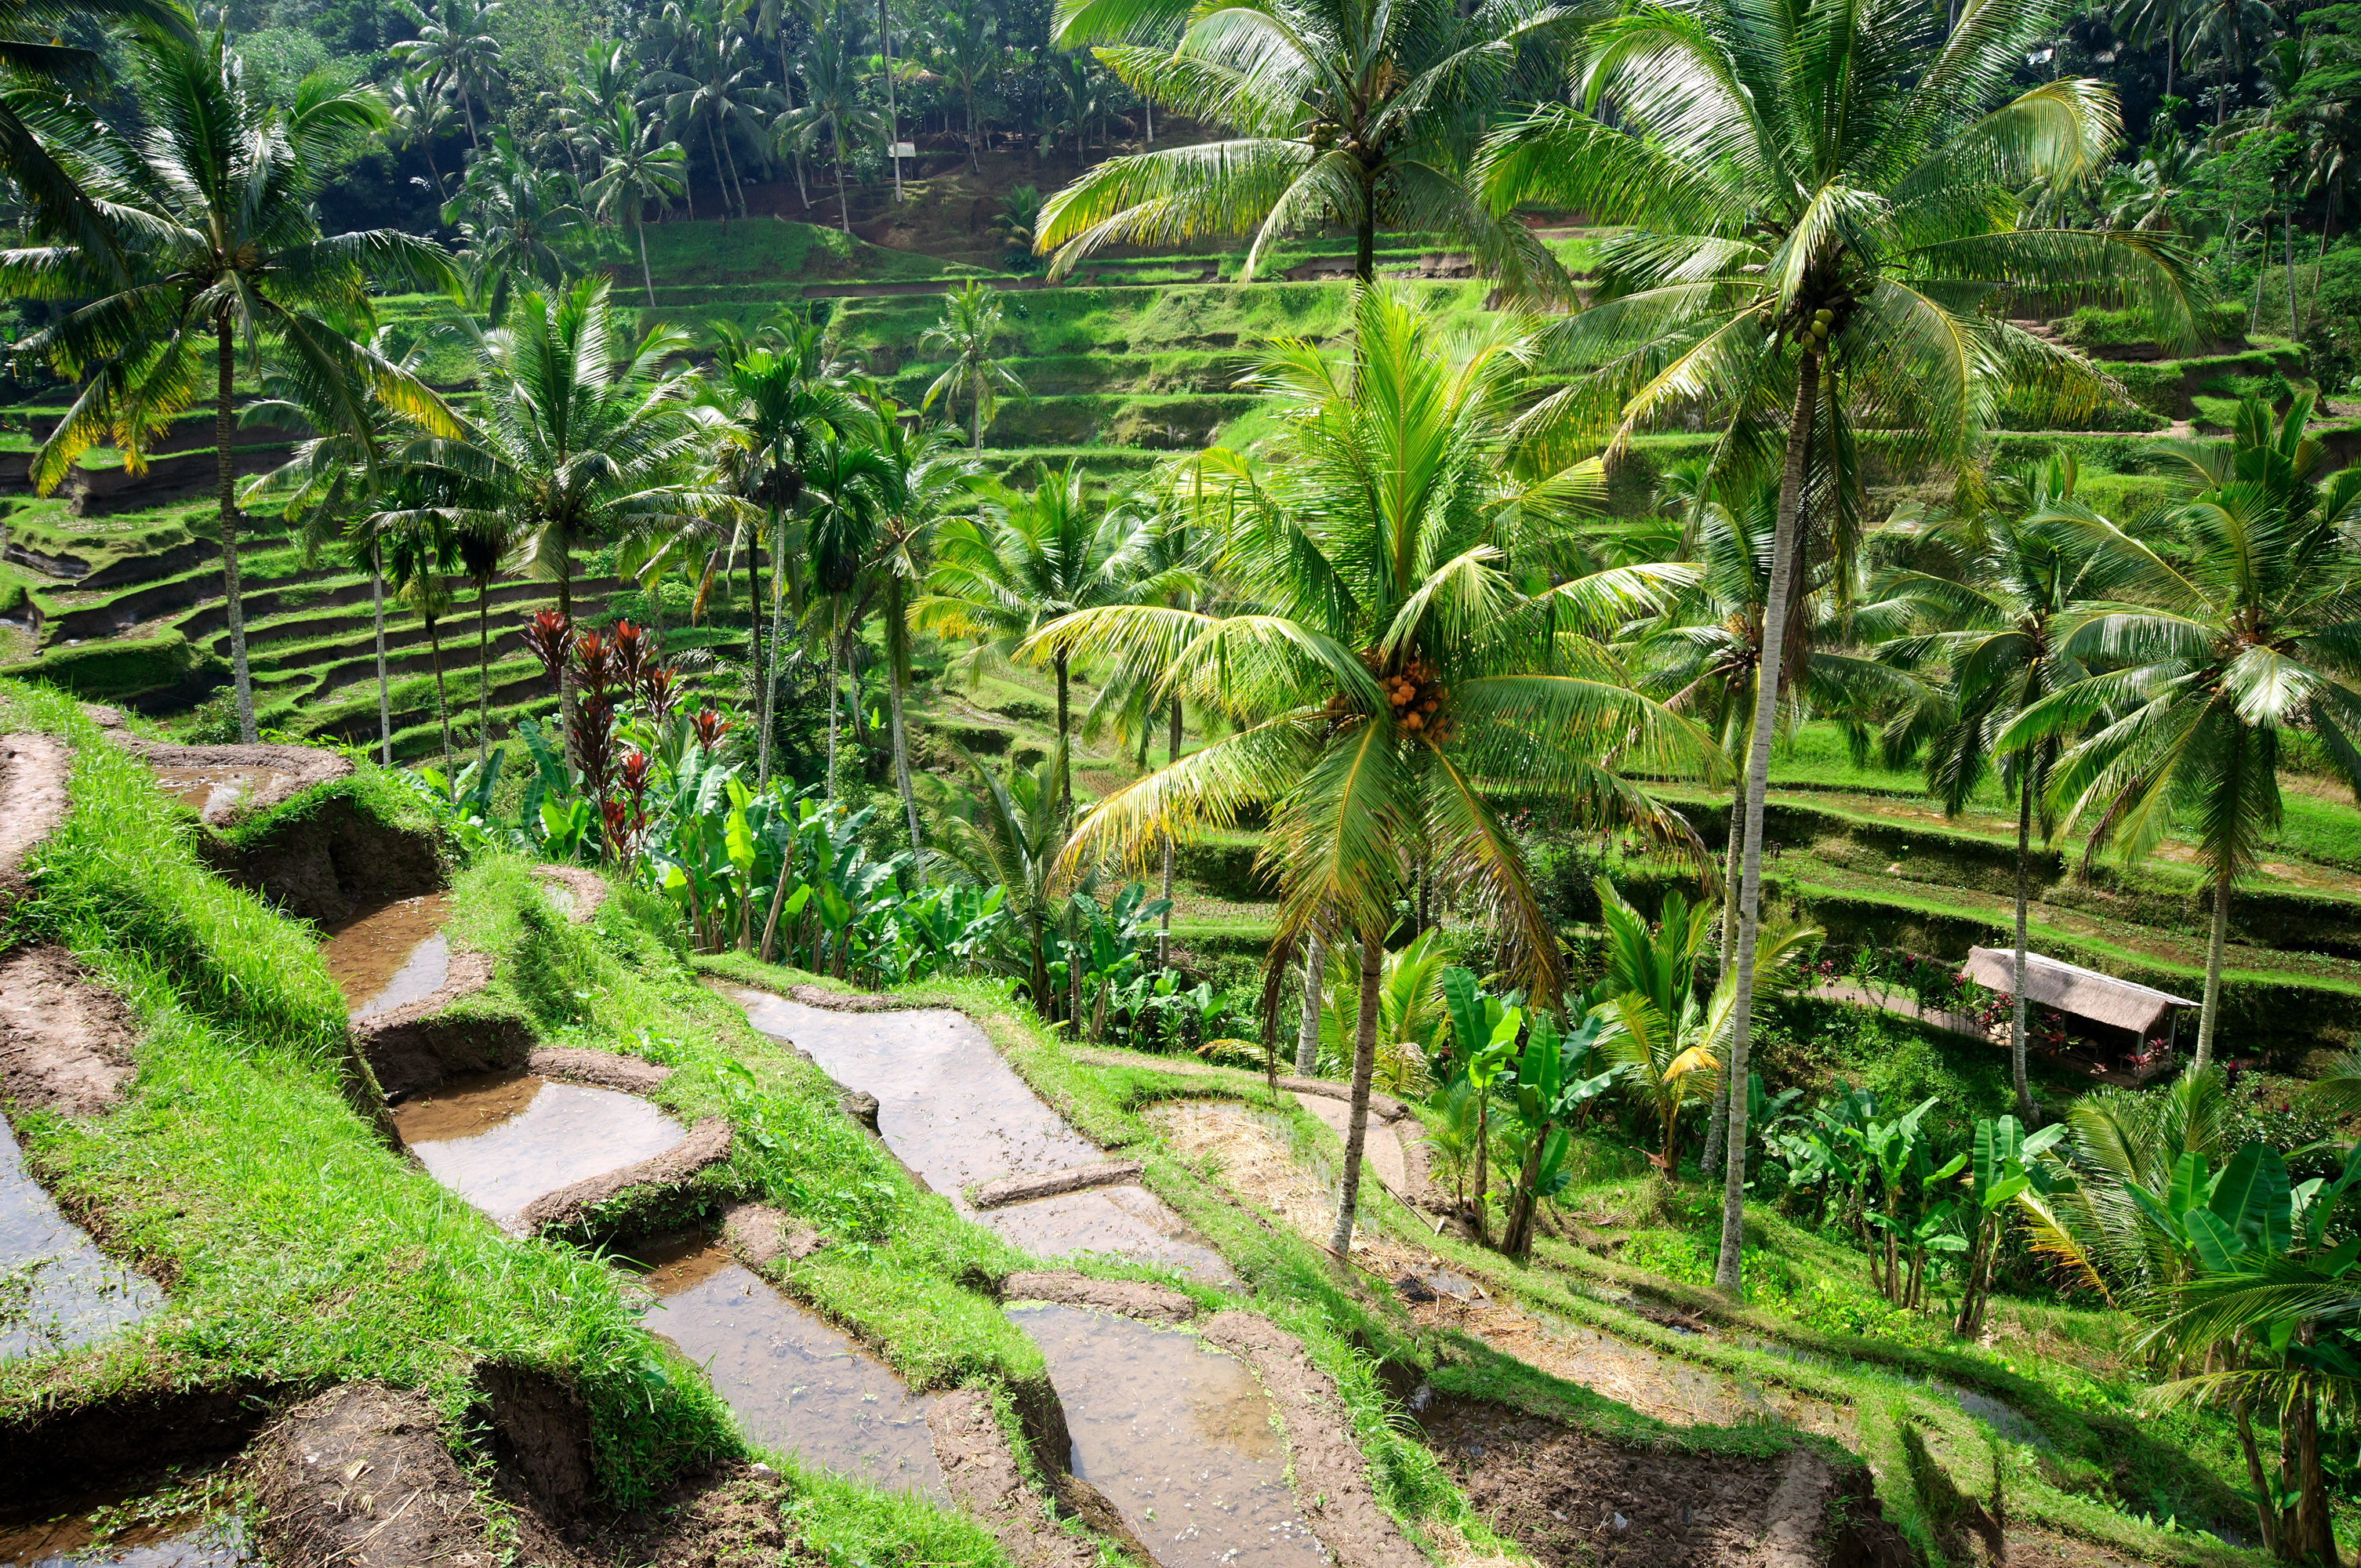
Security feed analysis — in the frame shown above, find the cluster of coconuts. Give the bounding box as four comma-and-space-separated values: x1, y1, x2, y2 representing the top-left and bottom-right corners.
1803, 306, 1836, 348
1383, 655, 1444, 732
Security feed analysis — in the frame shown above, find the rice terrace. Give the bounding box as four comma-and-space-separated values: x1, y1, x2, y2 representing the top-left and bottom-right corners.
10, 0, 2361, 1562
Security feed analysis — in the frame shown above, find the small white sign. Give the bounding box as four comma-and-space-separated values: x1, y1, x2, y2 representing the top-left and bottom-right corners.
889, 141, 917, 158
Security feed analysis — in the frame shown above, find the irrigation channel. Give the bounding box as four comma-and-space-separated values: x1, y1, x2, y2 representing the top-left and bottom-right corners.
0, 1477, 254, 1566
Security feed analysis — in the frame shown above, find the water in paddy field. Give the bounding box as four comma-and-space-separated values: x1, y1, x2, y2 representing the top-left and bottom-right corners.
0, 1482, 251, 1566
143, 764, 293, 823
1, 1117, 156, 1362
619, 1239, 946, 1500
321, 891, 455, 1018
1009, 1305, 1326, 1568
727, 990, 1234, 1284
392, 1073, 685, 1221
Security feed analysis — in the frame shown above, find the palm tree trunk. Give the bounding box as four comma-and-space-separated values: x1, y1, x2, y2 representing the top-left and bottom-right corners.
430, 615, 450, 771
2011, 772, 2036, 1123
760, 532, 788, 791
372, 547, 391, 766
1295, 934, 1324, 1074
1714, 349, 1819, 1295
2236, 1397, 2281, 1557
826, 626, 841, 801
637, 218, 658, 307
747, 528, 765, 765
1702, 750, 1749, 1174
459, 83, 481, 152
1353, 176, 1376, 285
889, 623, 923, 873
555, 557, 579, 772
1327, 932, 1383, 1256
475, 579, 491, 769
1055, 647, 1073, 822
2286, 211, 2299, 335
2198, 862, 2230, 1071
836, 153, 851, 233
216, 316, 259, 745
1158, 694, 1179, 964
2290, 1377, 2336, 1566
971, 368, 983, 449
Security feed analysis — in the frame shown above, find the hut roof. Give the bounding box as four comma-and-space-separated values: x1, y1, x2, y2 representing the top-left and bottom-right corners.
1963, 947, 2196, 1035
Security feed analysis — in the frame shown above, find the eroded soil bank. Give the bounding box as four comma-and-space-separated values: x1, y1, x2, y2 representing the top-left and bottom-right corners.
620, 1237, 946, 1500
728, 989, 1232, 1283
392, 1072, 687, 1222
1009, 1303, 1325, 1568
1416, 1392, 1908, 1568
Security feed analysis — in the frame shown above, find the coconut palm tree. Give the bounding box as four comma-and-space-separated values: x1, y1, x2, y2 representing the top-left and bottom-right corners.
389, 518, 460, 769
386, 69, 456, 201
917, 460, 1171, 822
799, 427, 895, 799
2000, 396, 2361, 1074
1887, 455, 2177, 1121
776, 17, 883, 233
394, 0, 503, 152
444, 132, 585, 325
584, 100, 688, 307
14, 31, 459, 746
0, 0, 192, 270
856, 404, 980, 866
641, 2, 775, 218
1479, 0, 2199, 1292
921, 279, 1026, 449
1030, 285, 1715, 1255
387, 278, 739, 765
1039, 0, 1576, 289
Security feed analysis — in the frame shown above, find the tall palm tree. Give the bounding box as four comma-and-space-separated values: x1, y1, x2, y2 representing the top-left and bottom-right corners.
394, 0, 503, 152
584, 100, 688, 307
857, 404, 979, 866
799, 428, 894, 799
917, 459, 1168, 822
389, 517, 460, 770
388, 278, 739, 765
1480, 0, 2196, 1293
386, 69, 456, 200
2184, 0, 2279, 126
2116, 0, 2199, 100
1039, 0, 1575, 288
1640, 470, 1920, 1167
0, 0, 193, 271
444, 132, 584, 324
2000, 397, 2361, 1073
642, 2, 775, 218
920, 279, 1025, 449
775, 16, 881, 234
934, 0, 1004, 170
1888, 455, 2171, 1121
15, 33, 458, 746
687, 320, 858, 785
1033, 285, 1714, 1256
453, 517, 509, 769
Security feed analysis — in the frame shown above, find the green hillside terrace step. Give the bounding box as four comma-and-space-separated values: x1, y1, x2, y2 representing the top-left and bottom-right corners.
295, 635, 542, 701
972, 393, 1264, 451
51, 561, 370, 644
191, 578, 626, 658
303, 667, 553, 746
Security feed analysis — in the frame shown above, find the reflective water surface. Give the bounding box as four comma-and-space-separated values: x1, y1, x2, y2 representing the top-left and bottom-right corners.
1010, 1304, 1325, 1568
622, 1239, 946, 1498
2, 1116, 155, 1361
392, 1073, 685, 1219
321, 891, 454, 1018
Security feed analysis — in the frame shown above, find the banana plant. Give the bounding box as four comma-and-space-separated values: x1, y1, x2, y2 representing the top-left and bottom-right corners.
1861, 1096, 1941, 1305
1501, 1013, 1615, 1258
1952, 1116, 2067, 1337
1440, 966, 1522, 1243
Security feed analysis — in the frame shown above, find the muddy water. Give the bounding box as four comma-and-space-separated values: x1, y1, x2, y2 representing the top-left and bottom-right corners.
620, 1240, 946, 1499
2, 1116, 156, 1361
0, 1485, 250, 1566
727, 991, 1233, 1283
144, 764, 294, 823
392, 1073, 685, 1220
321, 892, 454, 1018
1010, 1304, 1324, 1568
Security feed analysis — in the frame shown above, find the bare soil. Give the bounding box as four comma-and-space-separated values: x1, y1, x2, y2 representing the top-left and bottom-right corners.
536, 865, 611, 923
0, 732, 68, 913
251, 1381, 499, 1568
1416, 1392, 1909, 1568
190, 782, 442, 924
0, 944, 137, 1116
925, 1386, 1105, 1568
123, 740, 351, 825
718, 1201, 826, 1267
0, 1384, 268, 1505
529, 1045, 674, 1095
1001, 1267, 1197, 1324
566, 1465, 788, 1568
